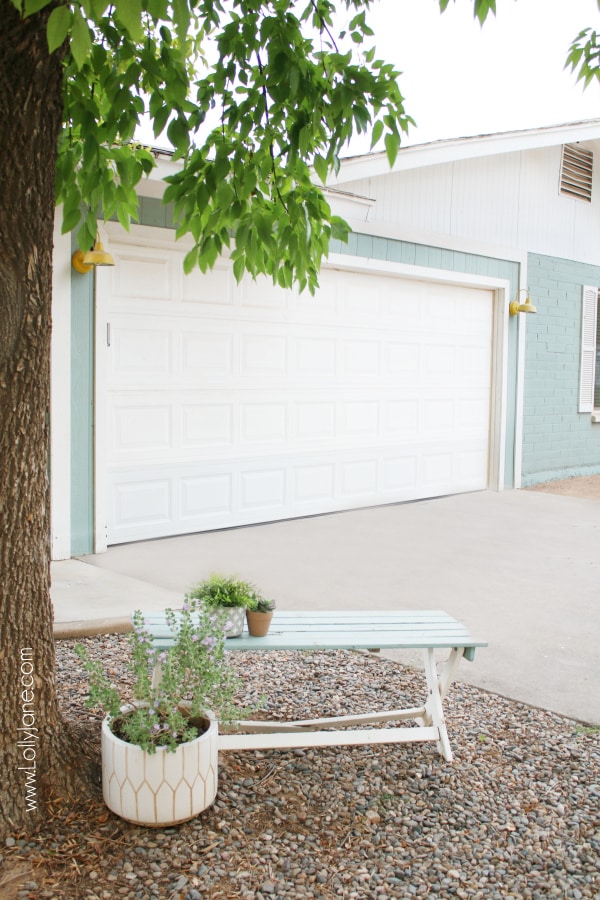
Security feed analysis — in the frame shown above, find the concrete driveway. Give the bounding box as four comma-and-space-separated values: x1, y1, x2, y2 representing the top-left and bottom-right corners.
52, 488, 600, 725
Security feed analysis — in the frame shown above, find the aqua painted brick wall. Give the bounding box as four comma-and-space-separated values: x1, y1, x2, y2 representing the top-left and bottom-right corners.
521, 253, 600, 485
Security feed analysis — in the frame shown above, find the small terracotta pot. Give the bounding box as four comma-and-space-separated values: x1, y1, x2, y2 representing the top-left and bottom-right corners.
246, 609, 274, 637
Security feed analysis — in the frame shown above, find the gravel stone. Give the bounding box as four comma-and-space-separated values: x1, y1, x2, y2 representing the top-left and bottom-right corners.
4, 634, 597, 899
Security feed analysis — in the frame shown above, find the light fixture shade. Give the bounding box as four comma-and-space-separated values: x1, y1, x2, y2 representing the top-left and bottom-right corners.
71, 234, 115, 273
509, 290, 537, 316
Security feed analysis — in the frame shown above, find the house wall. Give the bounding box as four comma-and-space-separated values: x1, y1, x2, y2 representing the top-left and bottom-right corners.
345, 144, 600, 268
70, 232, 95, 555
58, 199, 520, 557
521, 253, 600, 485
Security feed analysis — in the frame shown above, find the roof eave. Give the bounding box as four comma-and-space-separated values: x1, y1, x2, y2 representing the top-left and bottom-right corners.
328, 118, 600, 187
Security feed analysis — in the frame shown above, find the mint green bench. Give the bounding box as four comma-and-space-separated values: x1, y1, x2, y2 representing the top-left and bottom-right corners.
141, 609, 487, 762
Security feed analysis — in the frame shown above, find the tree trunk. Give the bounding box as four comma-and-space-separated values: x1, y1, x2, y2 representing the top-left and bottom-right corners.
0, 2, 94, 836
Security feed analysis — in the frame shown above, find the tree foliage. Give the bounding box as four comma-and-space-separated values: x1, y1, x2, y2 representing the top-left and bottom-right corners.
440, 0, 496, 26
10, 0, 415, 294
567, 16, 600, 88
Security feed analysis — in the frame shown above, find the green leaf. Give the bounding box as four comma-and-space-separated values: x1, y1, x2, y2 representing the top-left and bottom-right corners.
216, 182, 234, 208
384, 132, 400, 168
232, 254, 246, 284
70, 9, 92, 70
172, 0, 191, 37
24, 0, 52, 13
116, 203, 131, 231
167, 117, 191, 157
312, 154, 328, 185
114, 0, 144, 42
61, 205, 81, 234
474, 0, 496, 25
370, 119, 384, 149
331, 216, 350, 242
47, 5, 72, 54
152, 105, 171, 137
183, 246, 198, 275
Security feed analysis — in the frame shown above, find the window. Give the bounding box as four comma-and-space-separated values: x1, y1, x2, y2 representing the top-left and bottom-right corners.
579, 285, 599, 414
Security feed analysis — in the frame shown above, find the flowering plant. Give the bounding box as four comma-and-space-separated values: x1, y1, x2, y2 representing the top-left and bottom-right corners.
75, 600, 243, 753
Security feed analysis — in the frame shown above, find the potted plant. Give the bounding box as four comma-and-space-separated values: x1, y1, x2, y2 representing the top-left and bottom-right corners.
246, 595, 276, 637
75, 601, 242, 827
185, 574, 256, 638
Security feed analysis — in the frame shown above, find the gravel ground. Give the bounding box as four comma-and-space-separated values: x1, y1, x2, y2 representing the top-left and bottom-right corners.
1, 635, 599, 900
524, 475, 600, 501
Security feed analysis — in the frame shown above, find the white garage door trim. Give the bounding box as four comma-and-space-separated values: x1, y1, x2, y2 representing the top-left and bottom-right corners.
93, 223, 510, 551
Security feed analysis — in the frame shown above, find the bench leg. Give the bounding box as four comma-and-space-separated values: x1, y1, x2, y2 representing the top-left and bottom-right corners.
152, 662, 163, 690
422, 648, 453, 762
438, 647, 466, 700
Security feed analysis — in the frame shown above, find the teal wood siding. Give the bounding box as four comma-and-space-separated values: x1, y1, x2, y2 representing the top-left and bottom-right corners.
522, 253, 600, 486
70, 233, 95, 555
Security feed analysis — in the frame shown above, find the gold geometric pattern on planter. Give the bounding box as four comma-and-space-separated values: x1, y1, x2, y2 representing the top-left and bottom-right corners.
101, 714, 218, 826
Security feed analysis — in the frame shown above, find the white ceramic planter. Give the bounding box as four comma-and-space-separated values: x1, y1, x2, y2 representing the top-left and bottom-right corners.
102, 713, 218, 826
222, 606, 245, 638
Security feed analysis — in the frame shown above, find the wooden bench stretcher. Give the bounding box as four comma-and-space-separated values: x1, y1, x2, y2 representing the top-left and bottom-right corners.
141, 609, 487, 762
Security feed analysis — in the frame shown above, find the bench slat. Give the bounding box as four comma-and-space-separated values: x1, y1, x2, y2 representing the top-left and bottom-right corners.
139, 609, 486, 653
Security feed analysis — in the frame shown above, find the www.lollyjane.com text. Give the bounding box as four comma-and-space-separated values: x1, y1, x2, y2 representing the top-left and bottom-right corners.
18, 648, 38, 812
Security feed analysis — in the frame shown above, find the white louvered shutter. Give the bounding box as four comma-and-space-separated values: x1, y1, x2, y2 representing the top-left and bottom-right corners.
578, 286, 598, 413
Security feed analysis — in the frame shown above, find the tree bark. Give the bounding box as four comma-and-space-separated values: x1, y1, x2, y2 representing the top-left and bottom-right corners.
0, 1, 94, 836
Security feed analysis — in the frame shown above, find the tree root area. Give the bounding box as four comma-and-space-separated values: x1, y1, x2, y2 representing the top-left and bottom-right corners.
0, 718, 102, 897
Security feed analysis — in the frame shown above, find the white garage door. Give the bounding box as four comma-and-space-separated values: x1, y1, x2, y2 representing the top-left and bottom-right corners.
98, 238, 493, 544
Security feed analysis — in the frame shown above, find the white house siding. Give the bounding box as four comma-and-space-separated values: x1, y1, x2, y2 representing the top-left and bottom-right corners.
342, 143, 600, 267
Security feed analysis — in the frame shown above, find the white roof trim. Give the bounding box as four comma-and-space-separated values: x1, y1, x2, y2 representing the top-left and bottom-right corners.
329, 118, 600, 187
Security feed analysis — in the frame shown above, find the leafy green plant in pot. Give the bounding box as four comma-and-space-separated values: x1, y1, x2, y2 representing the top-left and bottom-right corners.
75, 601, 243, 826
185, 574, 256, 638
246, 594, 276, 637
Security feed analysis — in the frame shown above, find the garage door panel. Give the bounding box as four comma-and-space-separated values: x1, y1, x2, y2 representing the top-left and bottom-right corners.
340, 459, 379, 496
112, 249, 173, 301
382, 455, 418, 492
343, 340, 380, 375
113, 478, 173, 531
112, 405, 172, 453
181, 404, 233, 447
294, 464, 336, 503
181, 332, 234, 374
110, 326, 173, 381
182, 261, 231, 304
180, 474, 232, 519
241, 403, 287, 444
102, 246, 493, 544
294, 402, 336, 440
385, 343, 420, 376
240, 469, 286, 510
241, 334, 287, 374
294, 337, 337, 375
